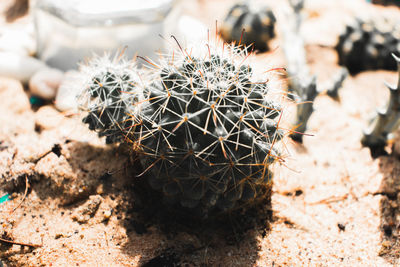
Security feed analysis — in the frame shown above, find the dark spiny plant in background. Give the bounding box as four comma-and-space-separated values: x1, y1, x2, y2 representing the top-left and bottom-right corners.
370, 0, 400, 7
282, 0, 348, 143
336, 17, 400, 75
362, 54, 400, 157
78, 38, 287, 218
219, 1, 276, 52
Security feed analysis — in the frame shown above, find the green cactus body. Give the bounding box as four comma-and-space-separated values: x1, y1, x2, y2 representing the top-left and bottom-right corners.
220, 2, 276, 52
133, 42, 284, 216
77, 55, 145, 144
336, 17, 400, 74
78, 41, 285, 217
361, 54, 400, 157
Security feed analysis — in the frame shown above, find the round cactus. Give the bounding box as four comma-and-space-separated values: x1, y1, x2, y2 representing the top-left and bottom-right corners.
77, 54, 145, 144
336, 17, 400, 74
219, 2, 276, 52
78, 40, 286, 218
134, 41, 285, 217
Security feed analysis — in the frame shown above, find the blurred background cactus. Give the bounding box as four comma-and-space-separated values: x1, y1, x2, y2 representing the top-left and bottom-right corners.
78, 39, 287, 218
362, 54, 400, 157
219, 1, 276, 52
370, 0, 400, 7
282, 0, 347, 143
336, 17, 400, 74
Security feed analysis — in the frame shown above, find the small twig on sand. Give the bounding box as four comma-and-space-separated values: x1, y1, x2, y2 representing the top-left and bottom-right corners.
11, 175, 29, 214
307, 195, 348, 205
0, 237, 42, 248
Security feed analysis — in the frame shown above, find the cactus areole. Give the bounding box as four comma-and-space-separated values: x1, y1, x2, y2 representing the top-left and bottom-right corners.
78, 40, 286, 217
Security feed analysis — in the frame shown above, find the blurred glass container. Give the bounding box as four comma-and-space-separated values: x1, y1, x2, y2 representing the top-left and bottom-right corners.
33, 0, 180, 70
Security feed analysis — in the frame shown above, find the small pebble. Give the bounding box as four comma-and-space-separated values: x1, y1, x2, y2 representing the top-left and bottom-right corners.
55, 233, 64, 239
103, 210, 112, 220
29, 67, 64, 100
71, 195, 102, 223
337, 223, 346, 231
96, 185, 104, 195
382, 240, 391, 248
0, 52, 46, 83
55, 70, 82, 112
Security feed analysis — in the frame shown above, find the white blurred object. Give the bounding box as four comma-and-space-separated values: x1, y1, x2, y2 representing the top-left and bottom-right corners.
55, 70, 83, 111
29, 68, 64, 99
0, 52, 46, 83
33, 0, 181, 71
53, 14, 207, 111
0, 25, 36, 56
176, 15, 208, 45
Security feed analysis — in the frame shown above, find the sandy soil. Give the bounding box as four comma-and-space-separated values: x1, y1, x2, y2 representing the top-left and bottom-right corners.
1, 0, 400, 266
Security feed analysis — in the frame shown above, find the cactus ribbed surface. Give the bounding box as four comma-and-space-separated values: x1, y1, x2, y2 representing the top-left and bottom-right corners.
362, 54, 400, 157
138, 45, 283, 216
78, 55, 144, 144
78, 41, 286, 217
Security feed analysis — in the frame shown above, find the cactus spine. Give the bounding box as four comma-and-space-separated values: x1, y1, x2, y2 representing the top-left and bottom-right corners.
77, 55, 144, 144
78, 39, 286, 217
362, 54, 400, 156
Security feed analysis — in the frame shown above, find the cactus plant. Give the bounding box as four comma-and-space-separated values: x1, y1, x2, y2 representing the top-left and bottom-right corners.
282, 0, 347, 143
362, 54, 400, 157
77, 54, 145, 144
336, 17, 400, 74
219, 1, 276, 52
78, 39, 287, 218
137, 42, 285, 216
